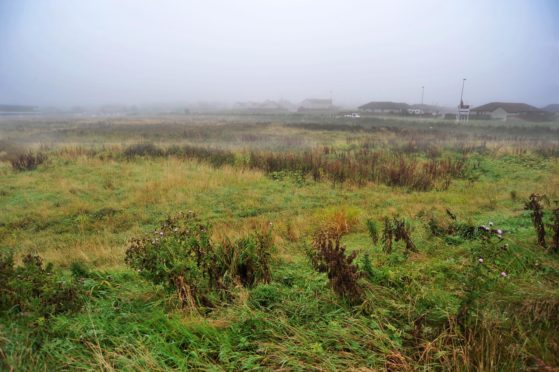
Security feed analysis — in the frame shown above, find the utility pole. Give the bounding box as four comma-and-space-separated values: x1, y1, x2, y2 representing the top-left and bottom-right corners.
458, 78, 469, 123
421, 86, 424, 106
460, 78, 466, 107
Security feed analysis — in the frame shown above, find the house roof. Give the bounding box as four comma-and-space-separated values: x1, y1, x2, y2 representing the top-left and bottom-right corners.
471, 102, 541, 113
358, 101, 410, 110
542, 104, 559, 113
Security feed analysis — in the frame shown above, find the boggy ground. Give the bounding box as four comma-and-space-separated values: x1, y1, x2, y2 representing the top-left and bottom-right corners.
1, 114, 558, 370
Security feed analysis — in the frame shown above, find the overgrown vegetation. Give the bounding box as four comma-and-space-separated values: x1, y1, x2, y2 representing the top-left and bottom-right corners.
309, 229, 363, 304
524, 193, 559, 252
428, 209, 481, 241
248, 146, 468, 190
10, 151, 47, 171
525, 193, 547, 248
381, 216, 416, 253
1, 115, 559, 370
119, 142, 470, 190
123, 142, 236, 167
366, 218, 379, 246
0, 253, 84, 318
125, 211, 273, 308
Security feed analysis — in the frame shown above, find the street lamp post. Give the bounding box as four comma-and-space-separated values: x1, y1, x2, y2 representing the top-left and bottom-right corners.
460, 78, 466, 107
458, 78, 469, 122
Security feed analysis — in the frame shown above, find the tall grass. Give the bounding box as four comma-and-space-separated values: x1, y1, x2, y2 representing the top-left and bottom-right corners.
248, 146, 468, 190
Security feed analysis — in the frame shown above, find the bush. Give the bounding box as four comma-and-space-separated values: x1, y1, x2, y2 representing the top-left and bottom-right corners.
125, 211, 273, 308
310, 231, 363, 304
0, 253, 84, 317
382, 217, 416, 254
428, 211, 481, 241
123, 142, 164, 158
524, 193, 547, 248
166, 144, 236, 167
10, 152, 47, 171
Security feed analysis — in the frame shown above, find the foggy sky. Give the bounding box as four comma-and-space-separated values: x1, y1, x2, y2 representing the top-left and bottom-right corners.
1, 0, 558, 107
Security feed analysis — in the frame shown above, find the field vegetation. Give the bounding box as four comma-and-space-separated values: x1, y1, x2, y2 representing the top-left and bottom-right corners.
1, 114, 559, 370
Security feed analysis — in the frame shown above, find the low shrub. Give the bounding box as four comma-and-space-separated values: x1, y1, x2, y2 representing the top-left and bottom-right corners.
382, 217, 416, 254
10, 152, 47, 171
122, 142, 236, 167
309, 231, 363, 304
166, 144, 236, 167
125, 211, 273, 308
427, 210, 483, 243
524, 193, 547, 248
123, 142, 164, 158
382, 217, 394, 253
0, 253, 84, 318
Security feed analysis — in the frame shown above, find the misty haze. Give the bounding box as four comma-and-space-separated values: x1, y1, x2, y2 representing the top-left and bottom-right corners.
1, 1, 558, 370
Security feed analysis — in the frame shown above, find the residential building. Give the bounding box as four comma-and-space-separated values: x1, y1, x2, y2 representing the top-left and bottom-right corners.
358, 101, 410, 114
471, 102, 543, 121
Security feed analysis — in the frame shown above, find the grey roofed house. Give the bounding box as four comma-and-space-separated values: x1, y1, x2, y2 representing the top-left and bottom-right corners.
542, 104, 559, 113
471, 102, 543, 121
297, 98, 333, 112
358, 101, 410, 114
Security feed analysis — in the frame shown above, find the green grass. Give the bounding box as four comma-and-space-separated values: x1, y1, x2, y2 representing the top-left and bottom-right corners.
1, 116, 559, 370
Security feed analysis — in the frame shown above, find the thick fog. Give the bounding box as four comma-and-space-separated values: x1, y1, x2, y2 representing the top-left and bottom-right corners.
0, 0, 557, 107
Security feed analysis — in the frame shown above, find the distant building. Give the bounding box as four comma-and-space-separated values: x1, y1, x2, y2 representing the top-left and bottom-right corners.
358, 101, 409, 114
471, 102, 543, 121
298, 98, 334, 113
408, 104, 440, 116
233, 100, 289, 114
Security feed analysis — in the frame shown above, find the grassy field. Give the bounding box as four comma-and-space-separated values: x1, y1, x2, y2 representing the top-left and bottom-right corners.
1, 114, 559, 370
